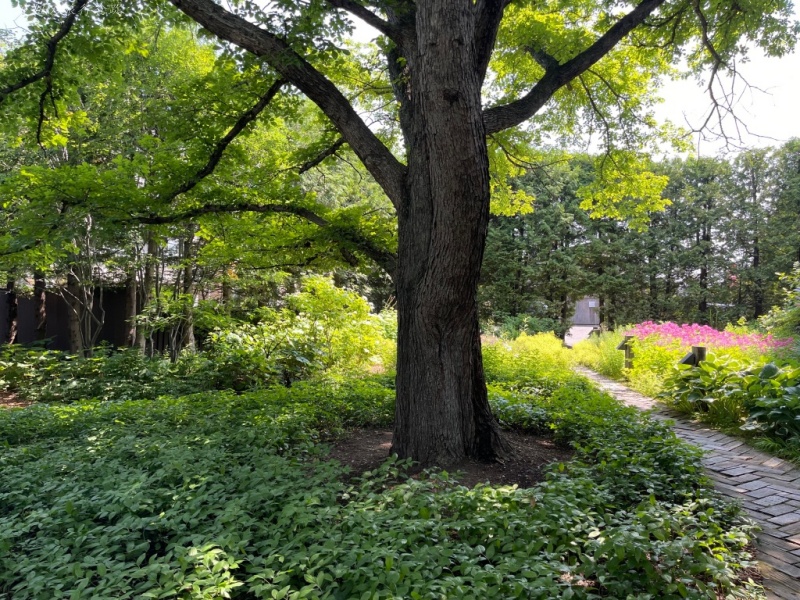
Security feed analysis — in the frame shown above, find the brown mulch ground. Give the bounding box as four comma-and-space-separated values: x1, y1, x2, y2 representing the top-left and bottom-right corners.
328, 427, 573, 489
0, 390, 32, 409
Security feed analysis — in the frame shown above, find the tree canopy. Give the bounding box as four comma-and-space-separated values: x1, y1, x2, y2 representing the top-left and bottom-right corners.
1, 0, 797, 465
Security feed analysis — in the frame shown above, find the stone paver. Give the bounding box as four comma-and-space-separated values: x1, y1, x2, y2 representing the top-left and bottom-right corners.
575, 367, 800, 600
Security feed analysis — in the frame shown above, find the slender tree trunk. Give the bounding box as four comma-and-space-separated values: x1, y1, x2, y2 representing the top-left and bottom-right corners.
699, 222, 710, 324
33, 272, 47, 342
124, 269, 138, 347
560, 293, 569, 338
752, 235, 764, 318
5, 280, 18, 344
390, 3, 507, 466
180, 235, 196, 353
647, 247, 658, 318
221, 269, 232, 305
66, 272, 85, 357
137, 233, 158, 353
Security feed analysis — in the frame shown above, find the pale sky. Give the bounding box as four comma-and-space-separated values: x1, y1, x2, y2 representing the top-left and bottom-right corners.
1, 0, 799, 156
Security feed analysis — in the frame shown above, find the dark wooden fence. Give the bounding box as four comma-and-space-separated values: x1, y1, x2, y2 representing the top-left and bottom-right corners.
0, 288, 131, 351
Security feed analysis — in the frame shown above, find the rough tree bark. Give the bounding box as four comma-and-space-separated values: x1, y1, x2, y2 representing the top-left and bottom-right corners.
168, 0, 667, 466
389, 2, 508, 465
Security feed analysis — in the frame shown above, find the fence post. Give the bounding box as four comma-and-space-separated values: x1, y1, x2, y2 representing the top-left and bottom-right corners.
616, 335, 634, 369
679, 345, 707, 366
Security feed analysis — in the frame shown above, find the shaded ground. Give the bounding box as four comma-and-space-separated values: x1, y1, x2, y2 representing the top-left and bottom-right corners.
328, 428, 573, 488
0, 390, 31, 409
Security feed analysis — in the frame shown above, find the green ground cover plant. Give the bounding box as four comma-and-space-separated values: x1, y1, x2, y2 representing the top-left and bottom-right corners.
0, 344, 762, 599
0, 345, 214, 404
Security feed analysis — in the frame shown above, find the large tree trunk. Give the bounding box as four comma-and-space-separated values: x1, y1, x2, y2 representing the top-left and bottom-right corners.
390, 3, 507, 466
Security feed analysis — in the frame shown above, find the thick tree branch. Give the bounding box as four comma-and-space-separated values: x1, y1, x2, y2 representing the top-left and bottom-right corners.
0, 0, 90, 106
169, 0, 406, 207
139, 203, 397, 275
165, 78, 286, 204
474, 0, 508, 82
324, 0, 402, 43
484, 0, 667, 134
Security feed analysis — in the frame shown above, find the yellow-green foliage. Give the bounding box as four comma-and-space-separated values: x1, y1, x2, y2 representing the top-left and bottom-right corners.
625, 337, 684, 397
205, 277, 396, 389
572, 332, 624, 379
288, 276, 387, 374
483, 332, 573, 382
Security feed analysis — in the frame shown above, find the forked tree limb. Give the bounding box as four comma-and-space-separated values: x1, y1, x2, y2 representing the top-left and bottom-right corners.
0, 0, 91, 105
169, 0, 407, 208
324, 0, 403, 43
483, 0, 667, 134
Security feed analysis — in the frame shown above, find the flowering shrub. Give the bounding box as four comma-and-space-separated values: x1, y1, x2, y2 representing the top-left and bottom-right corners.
574, 321, 794, 398
626, 321, 793, 354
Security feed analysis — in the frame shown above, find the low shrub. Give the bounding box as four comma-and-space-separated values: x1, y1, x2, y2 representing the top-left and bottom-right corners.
571, 331, 625, 379
661, 356, 800, 460
204, 277, 394, 389
0, 278, 397, 403
484, 332, 574, 385
740, 362, 800, 439
0, 345, 212, 404
660, 355, 751, 428
484, 314, 566, 340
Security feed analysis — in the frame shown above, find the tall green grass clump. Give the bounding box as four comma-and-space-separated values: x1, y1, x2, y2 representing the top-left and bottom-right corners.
572, 331, 625, 379
483, 332, 573, 386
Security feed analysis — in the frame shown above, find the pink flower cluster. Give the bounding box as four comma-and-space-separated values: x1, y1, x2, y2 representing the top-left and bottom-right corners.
625, 321, 794, 352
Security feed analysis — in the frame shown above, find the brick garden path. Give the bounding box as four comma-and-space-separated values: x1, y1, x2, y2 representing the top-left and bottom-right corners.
575, 367, 800, 600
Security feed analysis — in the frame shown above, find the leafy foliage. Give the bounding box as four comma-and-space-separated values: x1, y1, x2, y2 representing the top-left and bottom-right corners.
661, 355, 752, 428
204, 276, 394, 389
0, 345, 212, 403
483, 332, 574, 385
571, 331, 625, 379
0, 369, 761, 599
760, 264, 800, 356
0, 276, 396, 401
